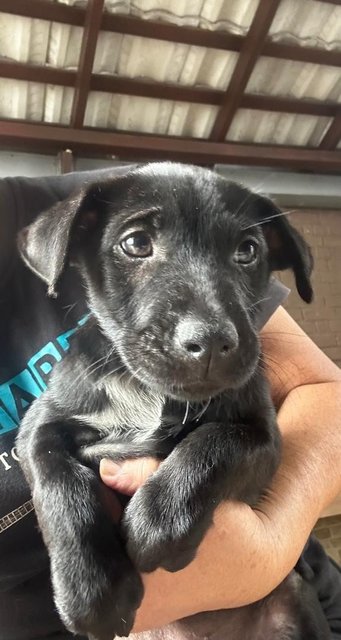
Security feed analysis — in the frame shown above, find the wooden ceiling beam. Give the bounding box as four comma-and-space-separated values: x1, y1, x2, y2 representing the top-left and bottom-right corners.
319, 112, 341, 150
90, 74, 222, 104
1, 120, 341, 172
91, 76, 338, 118
0, 0, 84, 25
3, 0, 341, 67
262, 41, 341, 67
0, 61, 337, 117
241, 93, 336, 117
0, 60, 76, 86
70, 0, 105, 128
315, 0, 341, 5
101, 13, 243, 51
210, 0, 282, 141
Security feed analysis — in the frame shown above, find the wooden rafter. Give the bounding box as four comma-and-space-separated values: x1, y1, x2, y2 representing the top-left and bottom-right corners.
319, 112, 341, 150
210, 0, 282, 141
240, 94, 336, 117
316, 0, 341, 5
1, 121, 341, 173
70, 0, 105, 128
261, 41, 341, 67
90, 75, 222, 104
0, 60, 76, 87
0, 60, 338, 118
101, 13, 242, 51
0, 0, 84, 26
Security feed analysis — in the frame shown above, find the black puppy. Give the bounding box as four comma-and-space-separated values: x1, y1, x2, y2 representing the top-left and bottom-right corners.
16, 163, 325, 640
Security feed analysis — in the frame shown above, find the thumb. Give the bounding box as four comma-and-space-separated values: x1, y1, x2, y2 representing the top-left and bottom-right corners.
100, 457, 161, 495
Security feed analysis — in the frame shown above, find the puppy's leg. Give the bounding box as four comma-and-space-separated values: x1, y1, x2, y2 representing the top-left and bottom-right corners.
122, 416, 280, 573
79, 437, 175, 467
16, 401, 143, 640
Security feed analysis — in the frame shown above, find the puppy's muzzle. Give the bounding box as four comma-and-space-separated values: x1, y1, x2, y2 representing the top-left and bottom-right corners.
174, 317, 239, 378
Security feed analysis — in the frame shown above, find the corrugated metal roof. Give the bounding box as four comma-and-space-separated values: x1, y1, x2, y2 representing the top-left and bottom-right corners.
0, 13, 83, 67
247, 57, 341, 100
227, 109, 331, 146
103, 0, 259, 32
0, 78, 74, 123
269, 0, 341, 50
93, 33, 238, 88
0, 0, 340, 149
84, 91, 219, 136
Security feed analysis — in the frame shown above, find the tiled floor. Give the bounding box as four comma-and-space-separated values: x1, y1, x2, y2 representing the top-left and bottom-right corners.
314, 515, 341, 565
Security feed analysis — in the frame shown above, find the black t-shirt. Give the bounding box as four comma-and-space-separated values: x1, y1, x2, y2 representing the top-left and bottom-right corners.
0, 168, 132, 639
0, 168, 339, 639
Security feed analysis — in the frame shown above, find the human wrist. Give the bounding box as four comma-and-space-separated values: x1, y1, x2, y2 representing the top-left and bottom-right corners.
253, 380, 341, 576
278, 381, 341, 514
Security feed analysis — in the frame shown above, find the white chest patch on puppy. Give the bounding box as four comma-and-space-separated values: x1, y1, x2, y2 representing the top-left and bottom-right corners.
74, 374, 165, 442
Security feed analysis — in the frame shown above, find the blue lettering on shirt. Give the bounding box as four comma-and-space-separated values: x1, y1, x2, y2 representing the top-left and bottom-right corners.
0, 314, 90, 436
27, 342, 64, 391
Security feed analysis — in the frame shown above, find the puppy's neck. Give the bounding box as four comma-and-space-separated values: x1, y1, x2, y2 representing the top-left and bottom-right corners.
100, 372, 165, 436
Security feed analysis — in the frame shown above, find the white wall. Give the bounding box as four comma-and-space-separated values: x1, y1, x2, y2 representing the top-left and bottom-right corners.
0, 151, 117, 177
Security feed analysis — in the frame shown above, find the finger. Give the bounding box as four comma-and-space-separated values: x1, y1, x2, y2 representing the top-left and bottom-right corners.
100, 457, 160, 495
98, 482, 123, 523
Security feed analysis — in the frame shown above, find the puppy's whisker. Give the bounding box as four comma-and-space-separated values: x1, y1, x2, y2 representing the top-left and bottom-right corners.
261, 331, 303, 337
246, 296, 271, 311
193, 397, 211, 423
231, 171, 276, 220
261, 336, 304, 345
66, 355, 110, 395
248, 171, 277, 196
258, 360, 284, 387
102, 346, 117, 368
259, 353, 292, 387
232, 191, 254, 220
62, 301, 79, 322
70, 356, 107, 387
242, 210, 295, 231
99, 364, 127, 385
182, 401, 190, 425
83, 357, 114, 380
125, 366, 145, 389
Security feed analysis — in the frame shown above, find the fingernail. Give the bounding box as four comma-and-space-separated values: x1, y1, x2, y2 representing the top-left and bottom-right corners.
100, 459, 122, 477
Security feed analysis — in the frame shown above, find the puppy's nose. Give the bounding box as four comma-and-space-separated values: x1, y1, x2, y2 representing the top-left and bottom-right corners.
175, 318, 238, 366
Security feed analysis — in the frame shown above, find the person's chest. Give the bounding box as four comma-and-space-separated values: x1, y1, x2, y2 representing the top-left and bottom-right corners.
0, 264, 88, 585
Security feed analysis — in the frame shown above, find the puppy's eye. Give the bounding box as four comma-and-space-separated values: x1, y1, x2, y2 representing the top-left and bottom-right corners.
120, 231, 153, 258
234, 239, 258, 265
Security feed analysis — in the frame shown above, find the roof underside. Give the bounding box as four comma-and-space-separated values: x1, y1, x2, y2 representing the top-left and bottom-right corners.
0, 0, 341, 172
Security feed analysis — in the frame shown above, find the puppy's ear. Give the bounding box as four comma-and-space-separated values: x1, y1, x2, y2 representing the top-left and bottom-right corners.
17, 182, 109, 297
258, 197, 313, 303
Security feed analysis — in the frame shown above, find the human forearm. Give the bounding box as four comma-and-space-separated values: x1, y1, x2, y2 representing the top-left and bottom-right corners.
251, 380, 341, 574
260, 381, 341, 531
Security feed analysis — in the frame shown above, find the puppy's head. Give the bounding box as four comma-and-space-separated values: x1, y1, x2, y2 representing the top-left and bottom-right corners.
18, 163, 313, 401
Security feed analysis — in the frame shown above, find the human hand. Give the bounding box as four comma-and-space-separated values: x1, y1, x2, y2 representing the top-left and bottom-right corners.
99, 445, 309, 633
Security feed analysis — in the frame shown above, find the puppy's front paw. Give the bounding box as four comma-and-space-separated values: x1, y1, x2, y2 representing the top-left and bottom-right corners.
122, 478, 206, 574
53, 548, 143, 640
